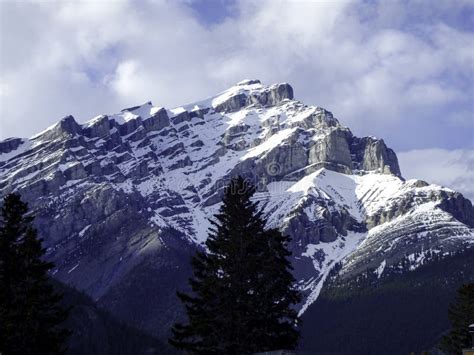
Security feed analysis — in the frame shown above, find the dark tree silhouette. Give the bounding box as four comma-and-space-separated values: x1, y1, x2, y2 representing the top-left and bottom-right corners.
0, 193, 70, 354
439, 283, 474, 354
170, 176, 300, 354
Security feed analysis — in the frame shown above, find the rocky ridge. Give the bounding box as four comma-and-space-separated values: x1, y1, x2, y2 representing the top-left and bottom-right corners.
1, 80, 473, 336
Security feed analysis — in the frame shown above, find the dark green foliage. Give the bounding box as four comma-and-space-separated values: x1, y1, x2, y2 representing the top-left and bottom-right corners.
439, 283, 474, 354
51, 280, 172, 355
0, 193, 70, 354
170, 176, 301, 354
300, 247, 474, 354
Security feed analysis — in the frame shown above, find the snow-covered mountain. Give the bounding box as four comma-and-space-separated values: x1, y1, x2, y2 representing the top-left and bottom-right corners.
1, 80, 473, 340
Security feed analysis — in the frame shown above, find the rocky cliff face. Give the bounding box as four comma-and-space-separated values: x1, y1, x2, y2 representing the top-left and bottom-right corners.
1, 80, 472, 338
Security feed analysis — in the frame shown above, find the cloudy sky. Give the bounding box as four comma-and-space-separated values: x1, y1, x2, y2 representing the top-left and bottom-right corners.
0, 0, 473, 198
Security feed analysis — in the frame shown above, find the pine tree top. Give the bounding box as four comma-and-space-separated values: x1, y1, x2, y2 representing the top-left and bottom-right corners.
170, 176, 301, 354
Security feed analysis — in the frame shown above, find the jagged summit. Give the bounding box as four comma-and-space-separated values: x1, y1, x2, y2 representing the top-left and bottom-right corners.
11, 80, 293, 142
236, 79, 262, 86
1, 80, 399, 180
167, 79, 293, 116
0, 81, 472, 336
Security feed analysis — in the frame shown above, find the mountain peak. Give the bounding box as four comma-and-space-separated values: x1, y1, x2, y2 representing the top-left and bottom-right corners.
236, 79, 262, 86
2, 81, 399, 180
171, 80, 293, 114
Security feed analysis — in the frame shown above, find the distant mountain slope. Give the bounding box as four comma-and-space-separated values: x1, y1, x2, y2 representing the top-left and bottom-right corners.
54, 280, 173, 354
1, 80, 472, 344
300, 248, 474, 354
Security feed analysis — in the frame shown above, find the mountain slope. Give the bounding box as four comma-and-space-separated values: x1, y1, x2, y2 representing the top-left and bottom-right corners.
1, 80, 473, 344
300, 248, 474, 354
54, 279, 172, 355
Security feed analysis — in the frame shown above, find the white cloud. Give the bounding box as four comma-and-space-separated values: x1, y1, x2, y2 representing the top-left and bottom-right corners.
0, 0, 472, 153
398, 149, 474, 202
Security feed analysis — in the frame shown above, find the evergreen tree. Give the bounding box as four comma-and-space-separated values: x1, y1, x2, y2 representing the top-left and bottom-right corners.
0, 193, 70, 354
169, 176, 300, 354
439, 283, 474, 354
